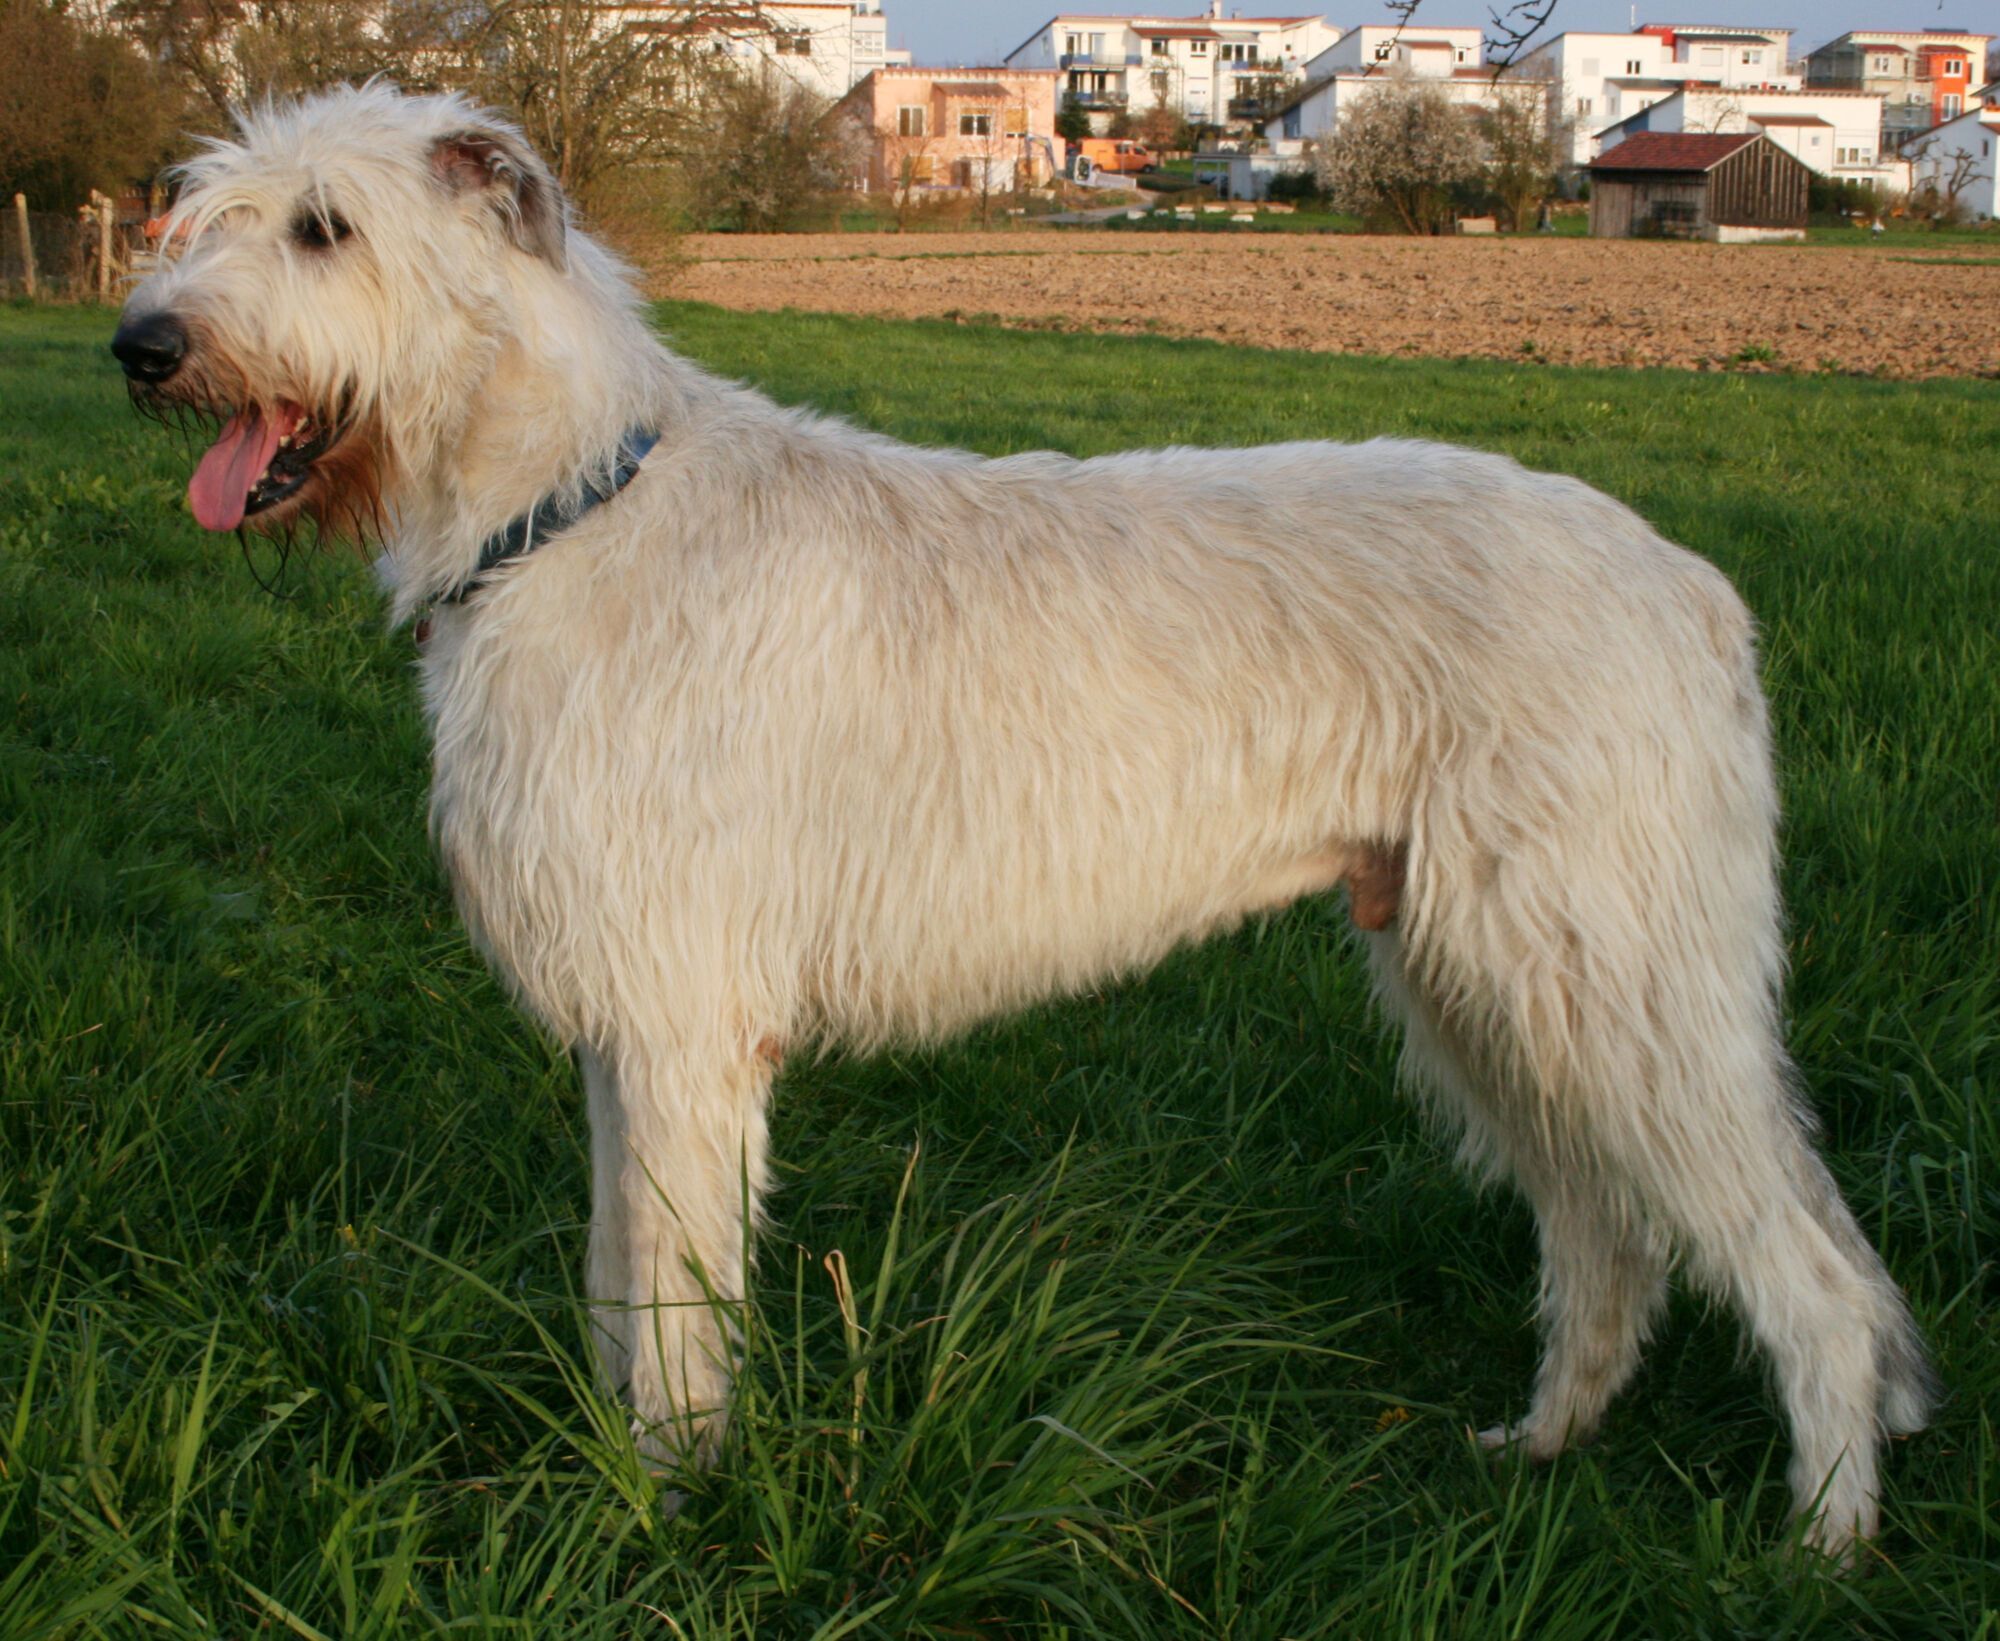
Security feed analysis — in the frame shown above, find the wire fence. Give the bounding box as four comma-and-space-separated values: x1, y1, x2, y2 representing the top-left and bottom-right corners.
4, 195, 151, 302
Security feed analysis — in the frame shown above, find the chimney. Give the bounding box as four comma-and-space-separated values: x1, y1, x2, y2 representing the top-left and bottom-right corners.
1210, 0, 1223, 16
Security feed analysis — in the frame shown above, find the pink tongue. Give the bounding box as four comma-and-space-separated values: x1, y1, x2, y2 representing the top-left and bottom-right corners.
188, 408, 290, 531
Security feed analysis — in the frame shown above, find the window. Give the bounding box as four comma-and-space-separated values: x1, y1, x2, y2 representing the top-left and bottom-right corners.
1374, 42, 1391, 61
1871, 57, 1891, 73
897, 105, 926, 137
1064, 33, 1081, 54
1189, 39, 1207, 55
1942, 94, 1962, 117
959, 110, 993, 136
1151, 69, 1170, 98
1581, 56, 1599, 77
1741, 48, 1761, 65
1576, 95, 1593, 115
1699, 46, 1722, 65
776, 31, 811, 55
1151, 37, 1168, 55
1944, 58, 1965, 76
1625, 58, 1642, 74
908, 154, 935, 183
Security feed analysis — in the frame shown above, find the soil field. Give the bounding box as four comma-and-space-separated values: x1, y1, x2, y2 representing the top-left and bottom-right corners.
665, 231, 2000, 377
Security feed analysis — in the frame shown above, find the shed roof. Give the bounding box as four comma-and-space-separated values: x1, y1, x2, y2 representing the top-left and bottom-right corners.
1590, 131, 1761, 171
1750, 112, 1833, 126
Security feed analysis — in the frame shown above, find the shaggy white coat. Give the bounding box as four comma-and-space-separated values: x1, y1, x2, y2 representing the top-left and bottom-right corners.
120, 84, 1932, 1559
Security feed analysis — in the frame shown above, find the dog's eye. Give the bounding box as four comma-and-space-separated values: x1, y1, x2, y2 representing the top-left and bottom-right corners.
292, 211, 352, 251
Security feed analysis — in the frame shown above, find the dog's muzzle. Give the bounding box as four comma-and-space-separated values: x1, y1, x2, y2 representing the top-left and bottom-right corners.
110, 313, 189, 385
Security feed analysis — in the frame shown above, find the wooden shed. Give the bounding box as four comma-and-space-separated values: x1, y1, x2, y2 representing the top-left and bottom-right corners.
1588, 132, 1810, 242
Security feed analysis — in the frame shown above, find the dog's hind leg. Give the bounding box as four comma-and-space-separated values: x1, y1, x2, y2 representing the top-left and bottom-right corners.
1365, 937, 1669, 1460
589, 1027, 776, 1470
1393, 825, 1921, 1558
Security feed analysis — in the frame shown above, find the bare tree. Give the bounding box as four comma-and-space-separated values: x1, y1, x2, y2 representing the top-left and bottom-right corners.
687, 64, 848, 231
1312, 72, 1483, 234
957, 89, 1033, 227
109, 0, 457, 125
1907, 133, 1990, 222
875, 105, 938, 232
1479, 88, 1565, 230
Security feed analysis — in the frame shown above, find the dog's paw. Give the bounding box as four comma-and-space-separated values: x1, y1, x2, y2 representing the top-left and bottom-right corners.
1474, 1419, 1568, 1463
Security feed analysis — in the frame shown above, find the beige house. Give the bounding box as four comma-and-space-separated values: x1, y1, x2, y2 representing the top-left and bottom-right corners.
837, 68, 1063, 194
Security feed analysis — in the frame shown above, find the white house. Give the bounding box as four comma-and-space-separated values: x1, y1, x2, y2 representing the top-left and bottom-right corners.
1593, 87, 1905, 192
632, 1, 909, 102
1303, 23, 1485, 77
1516, 23, 1800, 167
1004, 5, 1339, 127
1260, 29, 1544, 148
1907, 99, 2000, 219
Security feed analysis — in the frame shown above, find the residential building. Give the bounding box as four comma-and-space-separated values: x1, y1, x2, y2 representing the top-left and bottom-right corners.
1517, 24, 1799, 168
1303, 23, 1485, 75
1260, 26, 1543, 147
1906, 95, 2000, 219
1804, 31, 1993, 149
835, 67, 1063, 193
107, 0, 911, 107
627, 2, 911, 101
1639, 23, 1795, 86
1588, 130, 1809, 240
1004, 6, 1339, 128
1593, 86, 1905, 192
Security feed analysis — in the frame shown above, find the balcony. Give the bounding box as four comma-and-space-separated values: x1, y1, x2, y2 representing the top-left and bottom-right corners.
1063, 90, 1131, 109
1060, 52, 1142, 68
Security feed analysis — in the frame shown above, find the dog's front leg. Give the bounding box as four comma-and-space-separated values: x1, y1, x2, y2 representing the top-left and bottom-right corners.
582, 1030, 775, 1469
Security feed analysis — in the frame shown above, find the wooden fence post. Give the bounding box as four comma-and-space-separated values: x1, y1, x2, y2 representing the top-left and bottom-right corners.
12, 193, 32, 298
97, 191, 115, 302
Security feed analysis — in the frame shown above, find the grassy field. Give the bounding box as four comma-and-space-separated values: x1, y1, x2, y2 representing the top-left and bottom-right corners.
2, 300, 1995, 1638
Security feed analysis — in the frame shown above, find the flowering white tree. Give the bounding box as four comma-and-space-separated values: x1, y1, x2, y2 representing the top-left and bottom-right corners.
1312, 72, 1482, 235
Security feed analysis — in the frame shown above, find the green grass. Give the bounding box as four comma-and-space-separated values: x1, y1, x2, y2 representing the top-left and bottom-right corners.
3, 299, 1997, 1637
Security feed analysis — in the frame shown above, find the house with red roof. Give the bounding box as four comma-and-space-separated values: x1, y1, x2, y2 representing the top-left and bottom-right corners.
1003, 5, 1337, 128
1805, 31, 1993, 149
1516, 24, 1801, 170
1592, 85, 1906, 193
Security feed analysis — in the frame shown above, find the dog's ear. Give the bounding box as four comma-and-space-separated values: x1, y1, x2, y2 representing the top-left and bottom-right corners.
430, 122, 568, 270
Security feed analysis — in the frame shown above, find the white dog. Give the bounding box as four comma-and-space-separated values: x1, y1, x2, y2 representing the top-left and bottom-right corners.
113, 85, 1931, 1558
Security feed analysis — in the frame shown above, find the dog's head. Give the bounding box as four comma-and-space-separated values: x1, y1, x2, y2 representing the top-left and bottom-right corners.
112, 83, 569, 542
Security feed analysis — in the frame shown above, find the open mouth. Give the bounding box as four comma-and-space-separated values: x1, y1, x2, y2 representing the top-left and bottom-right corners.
187, 400, 343, 531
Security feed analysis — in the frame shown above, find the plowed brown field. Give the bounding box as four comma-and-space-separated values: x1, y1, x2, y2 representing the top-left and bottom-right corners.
665, 232, 2000, 378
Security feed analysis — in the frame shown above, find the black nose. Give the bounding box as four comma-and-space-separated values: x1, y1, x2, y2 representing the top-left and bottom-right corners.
110, 313, 189, 384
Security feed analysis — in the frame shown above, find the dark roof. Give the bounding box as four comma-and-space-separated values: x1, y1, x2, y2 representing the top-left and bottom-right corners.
1749, 112, 1831, 126
1590, 131, 1762, 171
937, 81, 1011, 96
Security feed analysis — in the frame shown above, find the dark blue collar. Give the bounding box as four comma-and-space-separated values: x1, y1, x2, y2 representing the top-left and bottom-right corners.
442, 425, 659, 605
